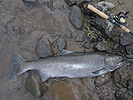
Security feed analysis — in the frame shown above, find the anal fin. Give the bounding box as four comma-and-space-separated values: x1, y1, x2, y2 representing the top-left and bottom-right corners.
55, 77, 68, 81
35, 70, 50, 82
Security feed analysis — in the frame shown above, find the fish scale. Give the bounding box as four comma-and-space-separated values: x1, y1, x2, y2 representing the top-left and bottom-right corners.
9, 50, 126, 82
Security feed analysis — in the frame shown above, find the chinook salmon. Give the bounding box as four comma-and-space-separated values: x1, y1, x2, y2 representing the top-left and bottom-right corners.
9, 50, 126, 82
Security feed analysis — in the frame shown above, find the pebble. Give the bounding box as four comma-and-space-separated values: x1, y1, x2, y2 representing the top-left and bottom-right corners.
114, 43, 119, 50
115, 83, 125, 89
126, 43, 133, 55
112, 70, 121, 83
126, 79, 133, 89
64, 0, 77, 6
36, 32, 61, 57
94, 73, 111, 87
115, 90, 124, 100
75, 33, 85, 42
56, 37, 67, 51
36, 36, 54, 58
22, 0, 38, 3
69, 5, 84, 29
25, 70, 47, 98
97, 1, 115, 13
120, 33, 133, 46
93, 41, 110, 51
83, 42, 90, 49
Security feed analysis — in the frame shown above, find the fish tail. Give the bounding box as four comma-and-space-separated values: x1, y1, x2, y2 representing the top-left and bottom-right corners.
9, 51, 27, 80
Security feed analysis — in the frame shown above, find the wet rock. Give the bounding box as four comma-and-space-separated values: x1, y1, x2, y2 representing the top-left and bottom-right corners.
69, 5, 84, 29
115, 90, 125, 100
75, 33, 85, 42
126, 43, 133, 55
115, 83, 125, 89
83, 1, 114, 17
93, 41, 111, 51
36, 32, 60, 57
99, 86, 114, 100
127, 89, 133, 98
64, 0, 77, 6
95, 86, 102, 95
76, 0, 91, 7
90, 18, 114, 37
126, 79, 133, 89
83, 42, 90, 49
114, 43, 119, 50
25, 70, 47, 98
36, 36, 54, 58
112, 70, 121, 83
126, 55, 133, 59
120, 33, 133, 46
97, 1, 115, 13
22, 0, 38, 3
56, 37, 67, 51
94, 73, 111, 87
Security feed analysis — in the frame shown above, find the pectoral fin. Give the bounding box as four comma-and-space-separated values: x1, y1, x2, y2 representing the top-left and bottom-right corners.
35, 70, 50, 82
92, 68, 109, 75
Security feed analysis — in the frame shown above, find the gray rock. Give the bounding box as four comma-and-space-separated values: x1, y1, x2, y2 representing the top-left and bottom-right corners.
64, 0, 77, 6
94, 41, 111, 51
83, 42, 90, 49
94, 73, 111, 87
114, 43, 119, 50
83, 1, 114, 17
69, 5, 84, 29
126, 79, 133, 89
112, 70, 121, 83
75, 33, 85, 42
97, 1, 115, 13
36, 32, 61, 57
22, 0, 38, 3
115, 89, 125, 100
115, 83, 125, 89
126, 43, 133, 55
36, 36, 54, 58
90, 19, 114, 37
56, 37, 67, 51
25, 70, 47, 98
120, 33, 133, 46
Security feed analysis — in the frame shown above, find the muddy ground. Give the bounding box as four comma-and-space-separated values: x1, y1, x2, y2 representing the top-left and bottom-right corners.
0, 0, 133, 100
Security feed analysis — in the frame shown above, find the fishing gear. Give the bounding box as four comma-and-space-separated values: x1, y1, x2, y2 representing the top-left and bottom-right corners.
87, 4, 133, 35
113, 11, 129, 24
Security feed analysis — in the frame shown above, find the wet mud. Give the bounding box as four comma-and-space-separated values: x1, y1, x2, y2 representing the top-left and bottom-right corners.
0, 0, 133, 100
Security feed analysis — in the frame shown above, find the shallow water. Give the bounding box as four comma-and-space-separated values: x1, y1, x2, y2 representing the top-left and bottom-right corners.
0, 0, 133, 100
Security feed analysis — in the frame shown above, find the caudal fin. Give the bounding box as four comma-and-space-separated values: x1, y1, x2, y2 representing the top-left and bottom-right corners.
9, 52, 27, 80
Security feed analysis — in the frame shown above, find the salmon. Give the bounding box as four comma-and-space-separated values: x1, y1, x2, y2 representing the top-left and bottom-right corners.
9, 50, 126, 82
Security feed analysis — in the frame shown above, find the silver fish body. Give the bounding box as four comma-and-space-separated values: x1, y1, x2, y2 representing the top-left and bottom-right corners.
9, 51, 126, 82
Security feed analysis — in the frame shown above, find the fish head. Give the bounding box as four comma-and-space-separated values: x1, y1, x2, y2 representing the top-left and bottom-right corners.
104, 54, 126, 71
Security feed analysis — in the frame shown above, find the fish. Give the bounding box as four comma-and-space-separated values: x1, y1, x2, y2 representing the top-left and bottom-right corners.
9, 50, 126, 82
